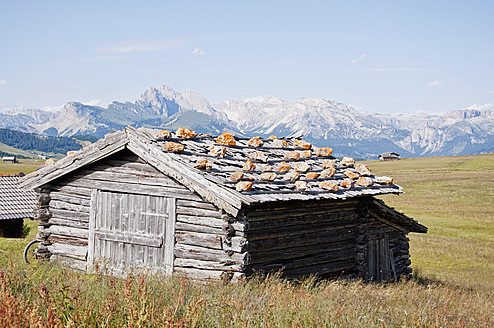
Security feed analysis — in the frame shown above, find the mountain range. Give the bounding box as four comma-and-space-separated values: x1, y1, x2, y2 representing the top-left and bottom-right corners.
1, 85, 493, 159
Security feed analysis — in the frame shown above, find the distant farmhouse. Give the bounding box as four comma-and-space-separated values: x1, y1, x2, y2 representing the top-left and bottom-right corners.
0, 174, 37, 237
2, 156, 18, 163
379, 152, 400, 161
20, 128, 426, 282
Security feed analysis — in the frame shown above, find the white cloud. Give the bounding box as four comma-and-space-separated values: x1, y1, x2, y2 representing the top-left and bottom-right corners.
82, 99, 102, 106
350, 54, 368, 64
192, 48, 206, 56
488, 90, 494, 94
101, 39, 188, 54
0, 80, 7, 85
426, 80, 443, 88
364, 67, 421, 72
41, 105, 63, 112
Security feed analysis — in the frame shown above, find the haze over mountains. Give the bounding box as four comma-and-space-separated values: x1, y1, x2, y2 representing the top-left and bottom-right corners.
1, 85, 493, 159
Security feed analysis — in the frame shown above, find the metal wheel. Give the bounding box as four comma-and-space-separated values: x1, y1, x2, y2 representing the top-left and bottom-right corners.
23, 239, 40, 264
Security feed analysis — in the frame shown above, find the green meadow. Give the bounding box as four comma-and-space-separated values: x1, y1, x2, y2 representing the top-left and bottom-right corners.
0, 154, 492, 327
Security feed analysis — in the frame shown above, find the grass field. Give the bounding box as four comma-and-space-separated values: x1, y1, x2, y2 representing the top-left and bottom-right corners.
0, 153, 492, 327
0, 158, 44, 175
366, 153, 494, 291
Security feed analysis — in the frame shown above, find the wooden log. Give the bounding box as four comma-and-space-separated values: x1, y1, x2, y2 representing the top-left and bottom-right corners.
50, 192, 90, 206
174, 258, 243, 271
175, 222, 224, 235
247, 220, 358, 241
249, 239, 355, 264
175, 231, 247, 252
39, 225, 89, 239
246, 206, 359, 222
174, 243, 248, 264
50, 208, 89, 222
48, 235, 88, 247
176, 206, 223, 219
247, 210, 358, 230
53, 185, 92, 197
248, 227, 357, 252
176, 199, 218, 211
176, 214, 224, 229
248, 199, 359, 213
50, 200, 90, 213
249, 247, 356, 271
276, 258, 355, 278
47, 243, 88, 261
49, 218, 90, 229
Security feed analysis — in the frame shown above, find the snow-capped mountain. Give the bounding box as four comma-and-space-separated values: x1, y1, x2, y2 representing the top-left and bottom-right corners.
1, 85, 493, 159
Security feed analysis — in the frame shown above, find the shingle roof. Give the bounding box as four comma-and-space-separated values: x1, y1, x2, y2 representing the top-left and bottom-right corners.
138, 129, 402, 205
19, 127, 403, 217
0, 175, 37, 220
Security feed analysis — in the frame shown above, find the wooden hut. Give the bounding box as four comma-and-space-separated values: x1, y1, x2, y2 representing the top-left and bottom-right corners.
378, 152, 400, 161
20, 127, 426, 282
2, 156, 18, 163
0, 174, 37, 237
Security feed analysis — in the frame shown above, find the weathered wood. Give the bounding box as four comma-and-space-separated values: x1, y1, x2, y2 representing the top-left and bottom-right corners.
86, 189, 97, 272
174, 258, 243, 271
50, 192, 90, 206
175, 231, 247, 253
176, 199, 218, 211
176, 214, 224, 229
247, 220, 358, 241
62, 177, 202, 201
47, 243, 87, 261
174, 243, 247, 264
249, 247, 356, 271
164, 197, 176, 275
247, 211, 359, 231
50, 200, 90, 213
50, 208, 89, 222
52, 185, 92, 197
72, 169, 184, 189
40, 225, 89, 239
249, 239, 356, 264
49, 217, 90, 229
19, 130, 128, 189
95, 229, 163, 247
175, 222, 224, 235
176, 206, 223, 219
279, 258, 355, 277
246, 206, 359, 222
48, 235, 88, 247
248, 227, 357, 252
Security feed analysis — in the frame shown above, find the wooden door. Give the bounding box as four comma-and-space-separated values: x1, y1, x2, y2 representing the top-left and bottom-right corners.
367, 234, 396, 282
88, 190, 176, 276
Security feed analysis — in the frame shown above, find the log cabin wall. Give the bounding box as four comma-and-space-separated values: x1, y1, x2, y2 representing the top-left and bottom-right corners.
35, 149, 248, 279
243, 198, 365, 279
365, 216, 412, 281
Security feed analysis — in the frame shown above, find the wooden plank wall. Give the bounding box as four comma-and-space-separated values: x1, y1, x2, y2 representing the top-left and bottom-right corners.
366, 218, 412, 280
244, 199, 362, 278
35, 150, 248, 279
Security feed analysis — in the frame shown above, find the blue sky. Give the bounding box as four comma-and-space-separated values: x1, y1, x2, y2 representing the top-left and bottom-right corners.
1, 1, 493, 114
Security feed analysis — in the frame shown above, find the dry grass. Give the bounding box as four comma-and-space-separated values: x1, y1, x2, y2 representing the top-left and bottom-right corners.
0, 153, 492, 327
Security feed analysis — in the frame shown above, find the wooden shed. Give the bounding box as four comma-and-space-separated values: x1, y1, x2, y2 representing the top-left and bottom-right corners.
0, 174, 37, 237
378, 152, 400, 161
20, 127, 426, 282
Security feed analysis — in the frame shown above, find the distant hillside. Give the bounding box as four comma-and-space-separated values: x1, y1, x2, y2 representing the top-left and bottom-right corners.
0, 128, 83, 158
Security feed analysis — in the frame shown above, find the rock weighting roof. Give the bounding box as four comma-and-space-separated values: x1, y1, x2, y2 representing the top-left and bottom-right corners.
20, 127, 403, 218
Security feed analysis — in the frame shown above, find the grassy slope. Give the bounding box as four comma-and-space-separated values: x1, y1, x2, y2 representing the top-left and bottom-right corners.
0, 154, 492, 327
365, 153, 494, 290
